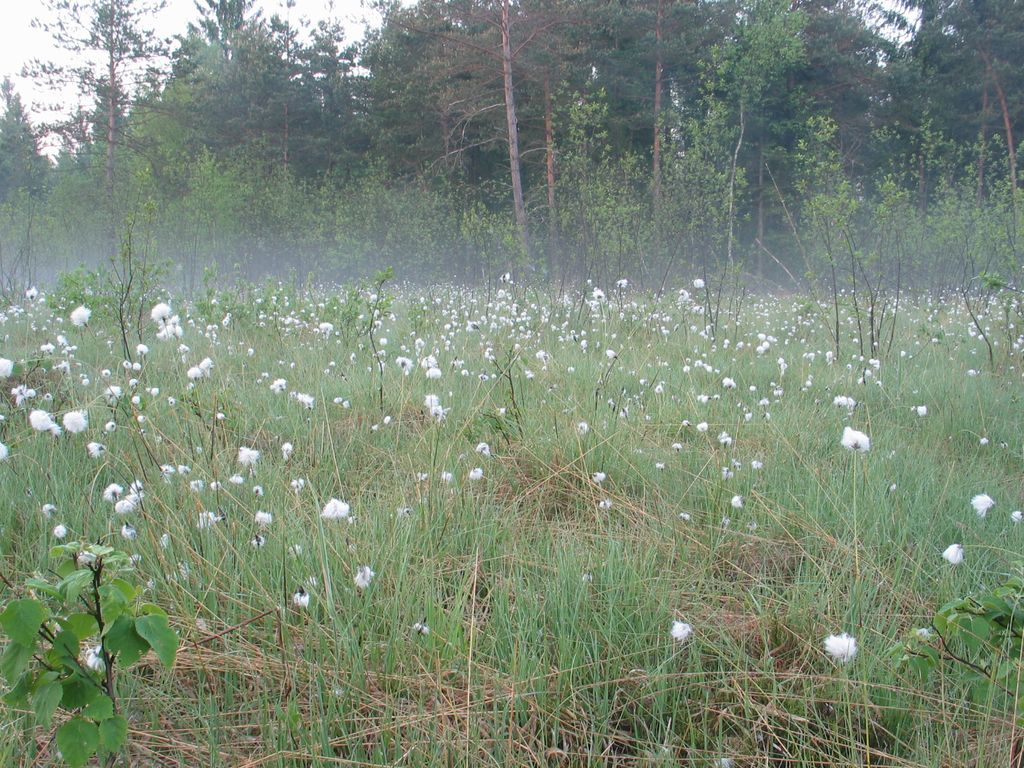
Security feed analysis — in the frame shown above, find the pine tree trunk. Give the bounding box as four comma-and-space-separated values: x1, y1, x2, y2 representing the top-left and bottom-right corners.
982, 51, 1018, 217
544, 76, 556, 274
106, 8, 117, 259
757, 142, 765, 278
500, 0, 530, 257
991, 70, 1018, 214
977, 82, 989, 202
652, 0, 664, 202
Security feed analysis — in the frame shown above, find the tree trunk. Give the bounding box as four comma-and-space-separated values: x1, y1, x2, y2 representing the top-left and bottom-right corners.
500, 0, 530, 257
981, 50, 1017, 218
977, 82, 989, 202
757, 141, 764, 278
990, 66, 1018, 216
917, 152, 926, 215
544, 76, 556, 273
652, 0, 664, 202
106, 10, 117, 259
726, 103, 744, 268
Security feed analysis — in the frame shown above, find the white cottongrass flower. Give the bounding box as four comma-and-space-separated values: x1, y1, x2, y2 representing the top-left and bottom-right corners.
254, 511, 273, 526
354, 565, 375, 590
412, 621, 430, 636
0, 443, 7, 462
291, 392, 315, 409
62, 410, 88, 434
730, 495, 744, 509
833, 395, 856, 409
468, 467, 484, 481
722, 377, 736, 389
914, 405, 928, 417
0, 358, 13, 378
598, 498, 613, 510
942, 543, 964, 565
696, 422, 709, 433
102, 483, 123, 503
292, 588, 310, 608
86, 442, 106, 459
84, 646, 105, 672
475, 442, 491, 456
321, 498, 352, 521
671, 620, 693, 643
151, 302, 173, 323
1011, 510, 1023, 523
592, 471, 607, 484
576, 421, 589, 435
270, 378, 287, 393
823, 633, 858, 664
281, 442, 294, 461
114, 496, 139, 515
70, 306, 92, 327
238, 446, 260, 467
29, 409, 60, 435
693, 278, 705, 289
840, 426, 870, 453
53, 524, 68, 539
971, 493, 995, 518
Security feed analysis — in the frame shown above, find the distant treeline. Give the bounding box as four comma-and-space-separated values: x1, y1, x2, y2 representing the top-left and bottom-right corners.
0, 0, 1020, 292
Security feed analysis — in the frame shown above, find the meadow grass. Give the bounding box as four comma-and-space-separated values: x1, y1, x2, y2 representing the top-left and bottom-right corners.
0, 281, 1022, 766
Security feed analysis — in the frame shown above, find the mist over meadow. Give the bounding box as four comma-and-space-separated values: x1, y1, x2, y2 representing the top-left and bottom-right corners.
0, 0, 1020, 293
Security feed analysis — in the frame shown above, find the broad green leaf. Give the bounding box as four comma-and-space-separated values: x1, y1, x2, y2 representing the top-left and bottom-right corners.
3, 671, 32, 707
969, 677, 993, 705
49, 630, 80, 666
57, 717, 99, 768
98, 584, 129, 625
958, 615, 991, 654
61, 614, 99, 641
104, 616, 149, 666
0, 642, 33, 684
58, 570, 93, 605
138, 603, 168, 618
980, 595, 1012, 616
109, 578, 140, 603
0, 599, 49, 646
83, 694, 114, 720
135, 615, 178, 668
98, 714, 128, 753
33, 680, 62, 725
61, 677, 102, 709
24, 578, 61, 599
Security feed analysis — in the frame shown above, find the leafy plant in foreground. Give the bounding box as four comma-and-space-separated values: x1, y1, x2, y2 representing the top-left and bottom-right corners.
892, 570, 1024, 760
0, 543, 179, 767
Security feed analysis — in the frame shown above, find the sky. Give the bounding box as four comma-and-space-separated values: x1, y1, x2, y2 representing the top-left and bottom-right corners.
0, 0, 378, 125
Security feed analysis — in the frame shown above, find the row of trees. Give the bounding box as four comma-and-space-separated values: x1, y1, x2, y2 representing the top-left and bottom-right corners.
0, 0, 1020, 290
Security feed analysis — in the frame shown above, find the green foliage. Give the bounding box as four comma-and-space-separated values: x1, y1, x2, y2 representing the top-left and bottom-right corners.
893, 571, 1024, 721
0, 543, 179, 767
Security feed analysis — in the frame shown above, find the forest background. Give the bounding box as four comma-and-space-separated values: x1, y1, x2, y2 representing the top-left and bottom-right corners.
0, 0, 1020, 292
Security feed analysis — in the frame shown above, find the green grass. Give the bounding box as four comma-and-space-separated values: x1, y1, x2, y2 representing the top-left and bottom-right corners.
0, 282, 1022, 766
